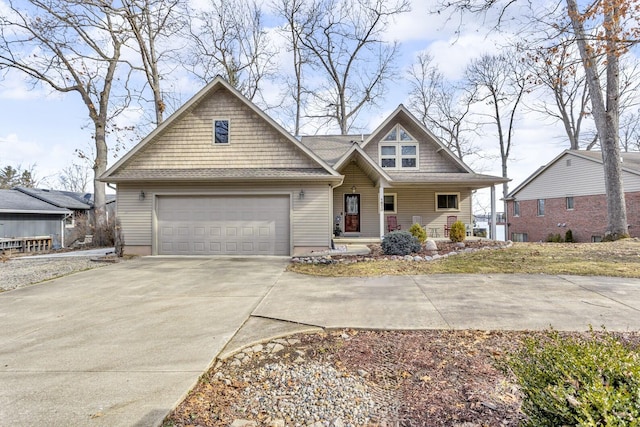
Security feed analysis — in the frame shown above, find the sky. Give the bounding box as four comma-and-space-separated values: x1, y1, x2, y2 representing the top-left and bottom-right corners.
0, 0, 606, 212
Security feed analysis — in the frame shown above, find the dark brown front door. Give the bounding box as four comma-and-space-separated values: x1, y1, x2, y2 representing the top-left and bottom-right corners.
344, 194, 360, 232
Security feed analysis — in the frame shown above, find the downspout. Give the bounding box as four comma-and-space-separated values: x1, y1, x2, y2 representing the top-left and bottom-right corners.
379, 185, 385, 239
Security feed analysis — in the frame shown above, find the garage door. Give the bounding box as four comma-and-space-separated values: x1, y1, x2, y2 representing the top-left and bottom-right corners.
156, 195, 290, 255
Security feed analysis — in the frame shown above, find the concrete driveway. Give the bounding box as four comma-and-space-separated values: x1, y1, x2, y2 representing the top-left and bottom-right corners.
2, 258, 640, 427
253, 272, 640, 331
0, 257, 288, 427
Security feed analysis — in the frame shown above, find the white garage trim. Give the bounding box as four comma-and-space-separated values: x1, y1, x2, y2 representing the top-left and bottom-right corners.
153, 193, 292, 255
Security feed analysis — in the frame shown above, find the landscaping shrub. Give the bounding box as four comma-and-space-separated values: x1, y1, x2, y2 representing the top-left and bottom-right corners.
503, 329, 640, 427
546, 233, 564, 243
382, 230, 421, 256
408, 223, 427, 243
603, 232, 631, 242
93, 215, 116, 247
565, 229, 574, 243
449, 220, 466, 243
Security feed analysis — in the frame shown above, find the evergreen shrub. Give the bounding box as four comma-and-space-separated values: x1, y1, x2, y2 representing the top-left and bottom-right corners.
382, 230, 421, 256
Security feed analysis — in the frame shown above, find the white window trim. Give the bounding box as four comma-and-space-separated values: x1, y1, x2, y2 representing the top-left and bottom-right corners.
537, 199, 545, 216
379, 124, 419, 170
435, 192, 460, 212
513, 200, 520, 217
566, 196, 574, 210
379, 143, 419, 170
213, 118, 230, 145
64, 212, 75, 228
383, 193, 397, 213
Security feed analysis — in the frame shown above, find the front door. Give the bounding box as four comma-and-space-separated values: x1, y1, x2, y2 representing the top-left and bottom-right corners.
344, 194, 360, 232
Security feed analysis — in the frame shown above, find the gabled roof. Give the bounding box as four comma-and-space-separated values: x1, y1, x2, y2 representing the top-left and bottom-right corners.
361, 104, 474, 174
506, 149, 640, 199
0, 189, 71, 215
101, 76, 340, 182
300, 135, 369, 166
14, 187, 92, 210
333, 143, 393, 185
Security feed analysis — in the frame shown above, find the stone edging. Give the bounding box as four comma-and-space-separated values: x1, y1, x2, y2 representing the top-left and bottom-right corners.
291, 241, 513, 265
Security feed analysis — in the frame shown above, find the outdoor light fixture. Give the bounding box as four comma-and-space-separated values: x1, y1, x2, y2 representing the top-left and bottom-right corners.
299, 189, 305, 200
351, 185, 357, 193
139, 190, 145, 201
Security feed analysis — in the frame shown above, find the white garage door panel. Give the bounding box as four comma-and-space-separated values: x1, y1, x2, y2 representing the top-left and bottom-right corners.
157, 196, 290, 255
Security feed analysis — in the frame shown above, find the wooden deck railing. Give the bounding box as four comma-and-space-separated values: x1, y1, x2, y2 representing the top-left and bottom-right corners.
0, 236, 52, 253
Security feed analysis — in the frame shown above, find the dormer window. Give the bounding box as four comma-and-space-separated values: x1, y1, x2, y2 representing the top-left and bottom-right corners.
379, 124, 418, 169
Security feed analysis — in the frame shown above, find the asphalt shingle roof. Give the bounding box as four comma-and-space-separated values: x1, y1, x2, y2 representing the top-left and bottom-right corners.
0, 189, 71, 214
390, 172, 510, 185
300, 135, 369, 166
15, 187, 92, 210
106, 168, 334, 181
574, 150, 640, 171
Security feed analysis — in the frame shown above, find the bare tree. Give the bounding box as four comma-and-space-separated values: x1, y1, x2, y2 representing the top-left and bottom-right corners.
57, 163, 92, 193
184, 0, 275, 102
465, 51, 529, 218
436, 0, 639, 238
0, 0, 130, 225
620, 109, 640, 152
116, 0, 186, 125
527, 42, 593, 150
273, 0, 311, 136
407, 52, 479, 161
291, 0, 410, 134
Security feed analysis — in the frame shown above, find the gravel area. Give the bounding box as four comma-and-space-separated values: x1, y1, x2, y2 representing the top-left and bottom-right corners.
0, 256, 118, 292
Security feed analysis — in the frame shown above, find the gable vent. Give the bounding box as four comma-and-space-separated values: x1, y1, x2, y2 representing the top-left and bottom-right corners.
566, 159, 572, 167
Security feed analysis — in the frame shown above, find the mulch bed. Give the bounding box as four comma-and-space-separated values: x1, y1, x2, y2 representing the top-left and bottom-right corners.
165, 329, 640, 426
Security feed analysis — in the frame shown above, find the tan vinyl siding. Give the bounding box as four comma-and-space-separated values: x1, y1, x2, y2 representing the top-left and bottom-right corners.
116, 186, 153, 245
124, 87, 319, 170
385, 188, 473, 235
332, 162, 474, 238
116, 181, 331, 252
516, 154, 640, 200
292, 184, 333, 246
363, 116, 462, 173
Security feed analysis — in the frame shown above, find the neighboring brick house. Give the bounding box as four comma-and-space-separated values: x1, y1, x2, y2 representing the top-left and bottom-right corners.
505, 150, 640, 242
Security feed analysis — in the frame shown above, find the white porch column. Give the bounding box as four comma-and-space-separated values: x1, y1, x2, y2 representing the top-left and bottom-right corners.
379, 185, 385, 239
490, 185, 497, 240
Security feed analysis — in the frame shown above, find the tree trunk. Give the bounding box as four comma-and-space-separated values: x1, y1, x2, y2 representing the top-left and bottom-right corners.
566, 0, 628, 238
93, 121, 108, 228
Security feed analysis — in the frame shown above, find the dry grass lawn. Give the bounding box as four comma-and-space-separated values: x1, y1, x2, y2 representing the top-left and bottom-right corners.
288, 239, 640, 278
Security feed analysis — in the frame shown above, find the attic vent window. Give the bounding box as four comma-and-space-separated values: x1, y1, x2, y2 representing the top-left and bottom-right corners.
213, 119, 229, 144
566, 159, 572, 166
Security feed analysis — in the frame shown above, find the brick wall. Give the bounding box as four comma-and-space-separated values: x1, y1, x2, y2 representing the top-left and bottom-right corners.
507, 192, 640, 242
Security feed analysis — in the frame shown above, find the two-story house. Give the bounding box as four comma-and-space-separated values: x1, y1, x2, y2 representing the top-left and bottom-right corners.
506, 150, 640, 242
101, 77, 506, 256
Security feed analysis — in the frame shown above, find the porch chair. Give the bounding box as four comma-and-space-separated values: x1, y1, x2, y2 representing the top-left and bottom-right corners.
443, 215, 457, 237
387, 215, 401, 232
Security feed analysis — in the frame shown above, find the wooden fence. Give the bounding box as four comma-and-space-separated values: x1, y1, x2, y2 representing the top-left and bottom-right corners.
0, 236, 52, 254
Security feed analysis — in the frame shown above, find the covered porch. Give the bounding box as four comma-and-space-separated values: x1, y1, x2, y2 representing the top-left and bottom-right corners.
332, 152, 503, 240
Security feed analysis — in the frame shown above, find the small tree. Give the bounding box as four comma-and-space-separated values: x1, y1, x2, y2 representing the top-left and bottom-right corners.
449, 221, 466, 243
409, 223, 427, 243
